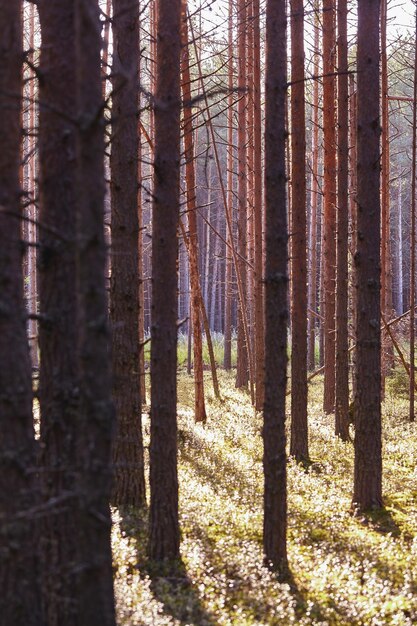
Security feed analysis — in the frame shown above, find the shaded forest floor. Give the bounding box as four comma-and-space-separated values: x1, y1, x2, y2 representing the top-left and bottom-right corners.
112, 371, 417, 626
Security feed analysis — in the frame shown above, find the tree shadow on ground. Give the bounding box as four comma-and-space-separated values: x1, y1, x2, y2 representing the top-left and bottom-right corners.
118, 506, 217, 626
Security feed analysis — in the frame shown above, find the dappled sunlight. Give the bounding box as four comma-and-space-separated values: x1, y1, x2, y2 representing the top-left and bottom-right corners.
113, 372, 417, 624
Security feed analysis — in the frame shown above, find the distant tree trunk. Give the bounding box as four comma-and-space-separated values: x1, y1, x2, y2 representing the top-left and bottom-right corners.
353, 0, 382, 511
37, 0, 79, 622
335, 0, 350, 441
322, 0, 337, 414
380, 0, 393, 386
290, 0, 308, 462
0, 3, 41, 622
224, 0, 234, 371
181, 0, 207, 424
397, 180, 404, 314
307, 4, 320, 372
409, 9, 417, 423
149, 0, 181, 561
236, 0, 249, 388
74, 0, 116, 622
253, 0, 265, 409
348, 77, 358, 398
111, 0, 146, 506
263, 0, 288, 577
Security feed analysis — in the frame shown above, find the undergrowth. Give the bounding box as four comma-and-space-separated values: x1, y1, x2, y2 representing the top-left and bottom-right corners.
112, 372, 417, 626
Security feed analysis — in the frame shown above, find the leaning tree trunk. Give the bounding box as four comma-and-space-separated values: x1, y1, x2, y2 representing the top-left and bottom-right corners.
0, 3, 41, 623
335, 0, 350, 441
74, 0, 117, 623
290, 0, 308, 462
263, 0, 289, 577
353, 0, 383, 512
110, 0, 146, 506
149, 0, 182, 561
180, 0, 207, 424
37, 1, 80, 622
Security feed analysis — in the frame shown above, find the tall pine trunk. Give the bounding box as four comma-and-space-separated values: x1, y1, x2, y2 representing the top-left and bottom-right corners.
263, 0, 288, 577
111, 0, 146, 506
290, 0, 308, 461
0, 3, 41, 622
149, 0, 182, 561
353, 0, 382, 512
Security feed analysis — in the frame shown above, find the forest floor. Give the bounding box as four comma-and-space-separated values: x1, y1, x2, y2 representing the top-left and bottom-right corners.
112, 371, 417, 626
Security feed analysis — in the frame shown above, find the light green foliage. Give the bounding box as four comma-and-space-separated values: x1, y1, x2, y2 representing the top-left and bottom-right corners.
112, 373, 417, 625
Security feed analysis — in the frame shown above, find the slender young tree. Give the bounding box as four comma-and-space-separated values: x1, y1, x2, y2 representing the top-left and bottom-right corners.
0, 3, 41, 623
37, 1, 80, 621
110, 0, 146, 506
335, 0, 350, 440
180, 0, 207, 424
409, 6, 417, 423
263, 0, 289, 576
149, 0, 182, 561
353, 0, 382, 512
290, 0, 308, 461
322, 0, 337, 414
236, 0, 249, 388
74, 0, 116, 622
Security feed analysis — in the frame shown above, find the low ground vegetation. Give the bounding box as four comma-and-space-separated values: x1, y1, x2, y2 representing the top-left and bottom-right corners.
113, 371, 417, 625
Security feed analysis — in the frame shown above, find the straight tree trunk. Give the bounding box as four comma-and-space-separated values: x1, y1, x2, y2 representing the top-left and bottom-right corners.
181, 0, 207, 423
322, 0, 337, 414
224, 0, 234, 371
253, 0, 265, 409
37, 1, 80, 622
149, 0, 182, 561
236, 0, 249, 388
290, 0, 308, 461
353, 0, 383, 512
0, 3, 41, 622
307, 4, 320, 372
409, 8, 417, 423
263, 0, 288, 577
335, 0, 350, 441
111, 0, 146, 506
74, 0, 116, 622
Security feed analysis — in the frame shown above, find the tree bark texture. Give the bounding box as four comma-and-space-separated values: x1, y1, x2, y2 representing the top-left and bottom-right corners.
335, 0, 350, 441
263, 0, 288, 576
149, 0, 182, 561
322, 0, 337, 414
353, 0, 383, 511
290, 0, 308, 461
0, 3, 41, 623
110, 0, 146, 507
180, 0, 207, 424
74, 0, 116, 622
37, 1, 80, 622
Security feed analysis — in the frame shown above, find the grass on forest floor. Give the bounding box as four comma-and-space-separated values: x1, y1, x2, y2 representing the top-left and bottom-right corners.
112, 371, 417, 626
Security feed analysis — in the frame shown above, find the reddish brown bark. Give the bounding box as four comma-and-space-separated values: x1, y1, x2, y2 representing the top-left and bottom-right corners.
335, 0, 350, 441
263, 0, 288, 577
236, 0, 249, 389
308, 6, 320, 373
181, 0, 207, 424
111, 0, 146, 506
353, 0, 382, 512
224, 0, 234, 371
149, 0, 182, 561
253, 0, 265, 410
0, 3, 41, 622
290, 0, 308, 461
322, 0, 337, 414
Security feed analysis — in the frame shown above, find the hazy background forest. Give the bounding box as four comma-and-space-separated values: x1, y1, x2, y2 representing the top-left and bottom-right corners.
1, 0, 417, 625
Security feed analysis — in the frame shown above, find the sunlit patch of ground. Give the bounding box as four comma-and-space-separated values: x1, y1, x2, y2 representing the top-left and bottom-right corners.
113, 370, 417, 625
